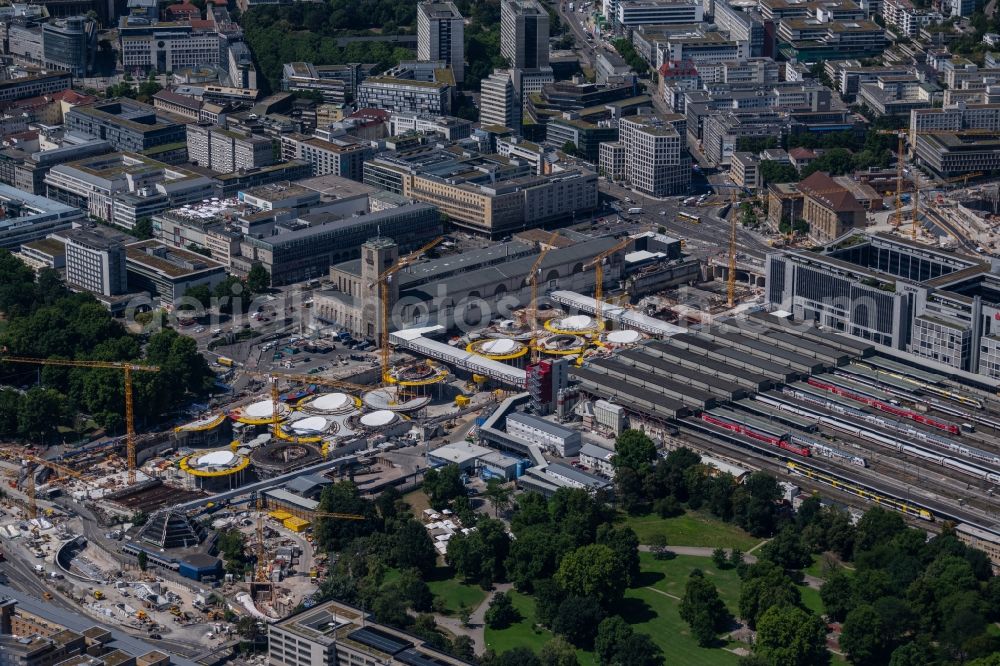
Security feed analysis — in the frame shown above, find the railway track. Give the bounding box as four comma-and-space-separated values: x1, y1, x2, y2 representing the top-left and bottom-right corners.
677, 420, 1000, 535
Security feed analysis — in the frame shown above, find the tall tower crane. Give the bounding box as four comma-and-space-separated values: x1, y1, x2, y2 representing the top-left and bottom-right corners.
0, 447, 91, 519
370, 237, 442, 384
1, 356, 160, 486
584, 237, 632, 330
527, 231, 562, 364
879, 128, 997, 240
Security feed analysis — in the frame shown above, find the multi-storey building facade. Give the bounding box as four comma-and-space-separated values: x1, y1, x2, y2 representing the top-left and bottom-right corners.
280, 134, 372, 181
357, 77, 451, 115
501, 0, 549, 69
119, 18, 222, 72
64, 227, 127, 296
416, 1, 465, 83
615, 0, 704, 27
766, 234, 1000, 378
480, 69, 522, 130
616, 114, 691, 196
65, 99, 187, 152
186, 123, 274, 174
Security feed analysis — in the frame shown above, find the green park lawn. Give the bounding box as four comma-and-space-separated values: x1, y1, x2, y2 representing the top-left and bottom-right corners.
425, 568, 488, 614
799, 584, 824, 616
624, 510, 763, 550
637, 552, 743, 607
485, 554, 745, 665
484, 591, 597, 666
805, 553, 851, 581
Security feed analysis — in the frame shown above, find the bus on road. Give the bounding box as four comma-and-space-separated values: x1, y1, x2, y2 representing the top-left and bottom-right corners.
678, 211, 701, 224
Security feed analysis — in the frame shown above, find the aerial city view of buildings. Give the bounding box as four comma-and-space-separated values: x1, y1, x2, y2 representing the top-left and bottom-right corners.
3, 0, 1000, 665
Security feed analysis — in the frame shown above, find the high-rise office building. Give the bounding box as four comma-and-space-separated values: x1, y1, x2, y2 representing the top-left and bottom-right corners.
64, 228, 128, 296
42, 16, 95, 78
417, 1, 465, 83
480, 69, 522, 130
501, 0, 549, 69
616, 114, 691, 196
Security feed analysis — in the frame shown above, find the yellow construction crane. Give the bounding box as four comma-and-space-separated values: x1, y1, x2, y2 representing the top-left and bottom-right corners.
371, 237, 443, 384
254, 492, 268, 584
0, 448, 90, 519
527, 231, 562, 364
0, 356, 160, 486
584, 237, 632, 330
879, 128, 998, 240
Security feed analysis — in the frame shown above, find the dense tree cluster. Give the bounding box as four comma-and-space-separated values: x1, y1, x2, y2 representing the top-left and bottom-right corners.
242, 0, 508, 92
611, 39, 648, 75
612, 434, 785, 538
815, 508, 1000, 665
0, 250, 213, 439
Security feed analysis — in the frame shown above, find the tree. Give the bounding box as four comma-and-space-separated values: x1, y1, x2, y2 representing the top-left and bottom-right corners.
488, 647, 543, 666
313, 481, 378, 552
561, 141, 578, 157
888, 643, 931, 666
738, 562, 802, 629
610, 634, 664, 666
133, 217, 153, 240
649, 533, 670, 560
555, 544, 628, 608
729, 548, 743, 568
540, 636, 579, 666
731, 472, 783, 537
484, 591, 520, 629
505, 525, 572, 592
247, 262, 271, 293
759, 159, 800, 185
853, 508, 906, 558
423, 464, 466, 509
596, 524, 640, 585
760, 525, 812, 570
184, 284, 212, 309
595, 616, 633, 665
552, 596, 605, 649
137, 550, 148, 571
820, 571, 855, 622
712, 547, 728, 569
841, 604, 891, 666
753, 604, 829, 666
534, 578, 567, 627
451, 635, 475, 661
18, 387, 66, 442
372, 588, 410, 628
613, 429, 657, 470
392, 519, 437, 575
446, 518, 510, 587
484, 477, 513, 517
679, 570, 731, 647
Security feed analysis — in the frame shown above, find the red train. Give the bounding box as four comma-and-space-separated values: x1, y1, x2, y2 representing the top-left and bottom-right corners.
700, 413, 811, 457
806, 378, 959, 435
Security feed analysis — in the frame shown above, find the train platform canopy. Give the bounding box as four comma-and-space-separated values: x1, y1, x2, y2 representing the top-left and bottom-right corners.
549, 290, 687, 337
391, 326, 526, 387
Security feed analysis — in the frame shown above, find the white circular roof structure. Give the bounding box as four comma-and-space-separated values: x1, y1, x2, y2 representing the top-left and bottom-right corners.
312, 392, 351, 411
360, 410, 396, 427
194, 450, 236, 467
559, 315, 595, 331
291, 416, 329, 434
482, 338, 519, 354
607, 330, 642, 344
244, 400, 275, 418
